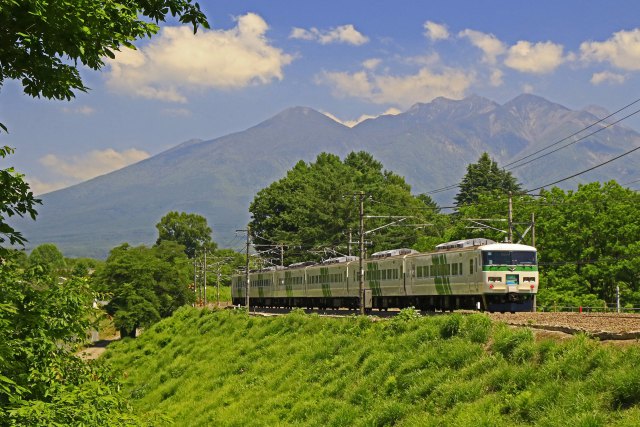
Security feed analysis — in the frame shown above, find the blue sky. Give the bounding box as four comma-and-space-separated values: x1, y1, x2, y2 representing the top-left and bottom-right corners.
3, 0, 640, 194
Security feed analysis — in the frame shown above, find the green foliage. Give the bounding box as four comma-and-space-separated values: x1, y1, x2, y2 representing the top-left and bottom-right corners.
155, 211, 216, 258
454, 152, 522, 207
28, 243, 66, 275
0, 0, 208, 125
95, 241, 194, 337
0, 253, 142, 425
450, 177, 640, 308
103, 310, 640, 426
0, 147, 40, 252
250, 151, 445, 264
535, 182, 640, 307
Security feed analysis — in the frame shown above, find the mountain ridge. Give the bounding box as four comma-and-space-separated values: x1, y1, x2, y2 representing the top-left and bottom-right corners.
14, 94, 640, 258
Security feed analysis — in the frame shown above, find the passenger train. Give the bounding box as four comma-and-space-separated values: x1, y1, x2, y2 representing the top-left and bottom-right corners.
231, 238, 538, 313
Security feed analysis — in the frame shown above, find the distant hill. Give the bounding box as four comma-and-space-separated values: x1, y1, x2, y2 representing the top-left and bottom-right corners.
13, 94, 640, 258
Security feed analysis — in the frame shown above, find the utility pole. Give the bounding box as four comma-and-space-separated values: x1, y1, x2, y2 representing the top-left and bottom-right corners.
203, 249, 207, 306
358, 192, 365, 315
279, 243, 284, 267
531, 212, 536, 247
245, 225, 251, 311
508, 191, 513, 243
348, 229, 352, 257
217, 271, 221, 308
193, 251, 197, 306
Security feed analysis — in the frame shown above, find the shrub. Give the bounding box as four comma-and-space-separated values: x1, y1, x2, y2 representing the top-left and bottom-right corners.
439, 313, 462, 339
491, 324, 534, 360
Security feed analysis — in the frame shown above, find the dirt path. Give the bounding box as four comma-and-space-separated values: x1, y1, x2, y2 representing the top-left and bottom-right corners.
78, 335, 119, 360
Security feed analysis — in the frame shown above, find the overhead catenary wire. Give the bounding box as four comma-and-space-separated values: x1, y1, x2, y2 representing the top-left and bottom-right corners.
525, 144, 640, 194
423, 96, 640, 195
503, 97, 640, 169
505, 106, 640, 171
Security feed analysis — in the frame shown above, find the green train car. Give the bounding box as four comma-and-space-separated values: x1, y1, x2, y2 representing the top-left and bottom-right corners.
231, 238, 538, 312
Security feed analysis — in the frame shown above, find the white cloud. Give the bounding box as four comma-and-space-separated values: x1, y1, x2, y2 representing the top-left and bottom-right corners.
458, 29, 506, 64
362, 58, 382, 70
489, 69, 504, 87
106, 13, 293, 102
504, 41, 565, 74
289, 24, 368, 45
318, 67, 473, 108
590, 71, 627, 85
424, 21, 449, 41
580, 29, 640, 71
39, 148, 150, 182
61, 105, 96, 115
323, 107, 402, 127
522, 83, 534, 93
404, 52, 441, 66
27, 178, 72, 196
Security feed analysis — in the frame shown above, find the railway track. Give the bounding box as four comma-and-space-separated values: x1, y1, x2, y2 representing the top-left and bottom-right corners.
248, 308, 640, 340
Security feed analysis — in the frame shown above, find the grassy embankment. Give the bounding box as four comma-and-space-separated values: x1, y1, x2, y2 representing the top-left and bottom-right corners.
104, 308, 640, 426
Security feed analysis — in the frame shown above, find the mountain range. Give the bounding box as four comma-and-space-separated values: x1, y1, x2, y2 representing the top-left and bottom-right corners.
13, 94, 640, 258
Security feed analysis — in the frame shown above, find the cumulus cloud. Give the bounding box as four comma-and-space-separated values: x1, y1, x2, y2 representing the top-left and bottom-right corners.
489, 69, 504, 86
590, 71, 627, 85
317, 67, 473, 108
27, 178, 73, 196
106, 13, 293, 102
323, 107, 402, 127
39, 148, 150, 182
289, 24, 368, 45
580, 29, 640, 70
424, 21, 449, 41
504, 41, 565, 74
458, 29, 506, 64
362, 58, 382, 70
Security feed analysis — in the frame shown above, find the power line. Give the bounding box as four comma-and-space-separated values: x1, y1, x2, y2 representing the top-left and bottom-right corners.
424, 96, 640, 195
525, 144, 640, 194
506, 106, 640, 171
503, 97, 640, 169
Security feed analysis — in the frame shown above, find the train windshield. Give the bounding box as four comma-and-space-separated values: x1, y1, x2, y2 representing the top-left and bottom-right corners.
482, 251, 536, 266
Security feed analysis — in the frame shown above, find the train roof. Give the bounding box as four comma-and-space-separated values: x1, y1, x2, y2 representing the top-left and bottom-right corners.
480, 243, 537, 251
435, 238, 495, 251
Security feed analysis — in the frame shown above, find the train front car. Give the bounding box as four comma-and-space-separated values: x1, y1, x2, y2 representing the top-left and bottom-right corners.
480, 243, 538, 312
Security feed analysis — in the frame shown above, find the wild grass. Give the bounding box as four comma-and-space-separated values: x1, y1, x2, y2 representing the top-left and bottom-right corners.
104, 308, 640, 426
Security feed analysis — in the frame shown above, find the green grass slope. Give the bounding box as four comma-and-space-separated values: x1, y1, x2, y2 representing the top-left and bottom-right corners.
104, 308, 640, 426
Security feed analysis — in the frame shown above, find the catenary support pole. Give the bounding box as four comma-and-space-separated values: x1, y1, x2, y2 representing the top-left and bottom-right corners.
359, 192, 365, 315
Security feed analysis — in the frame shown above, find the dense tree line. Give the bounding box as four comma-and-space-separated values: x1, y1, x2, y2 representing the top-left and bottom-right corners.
250, 151, 640, 309
249, 151, 443, 265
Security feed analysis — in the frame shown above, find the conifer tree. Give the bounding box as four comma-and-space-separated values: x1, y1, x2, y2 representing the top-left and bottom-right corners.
454, 152, 521, 206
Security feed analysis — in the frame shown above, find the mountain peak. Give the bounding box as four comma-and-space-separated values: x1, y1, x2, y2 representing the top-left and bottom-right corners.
256, 106, 349, 130
406, 94, 498, 121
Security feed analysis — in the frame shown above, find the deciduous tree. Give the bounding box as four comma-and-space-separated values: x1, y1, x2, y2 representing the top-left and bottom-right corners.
0, 0, 208, 132
155, 211, 216, 258
250, 151, 443, 264
96, 241, 193, 337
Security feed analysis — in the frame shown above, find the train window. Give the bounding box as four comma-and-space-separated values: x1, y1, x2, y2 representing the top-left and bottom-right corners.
469, 259, 474, 274
483, 251, 537, 265
452, 263, 458, 275
459, 263, 463, 275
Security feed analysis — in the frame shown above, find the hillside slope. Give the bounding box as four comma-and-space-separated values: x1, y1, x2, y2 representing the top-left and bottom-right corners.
103, 308, 640, 426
